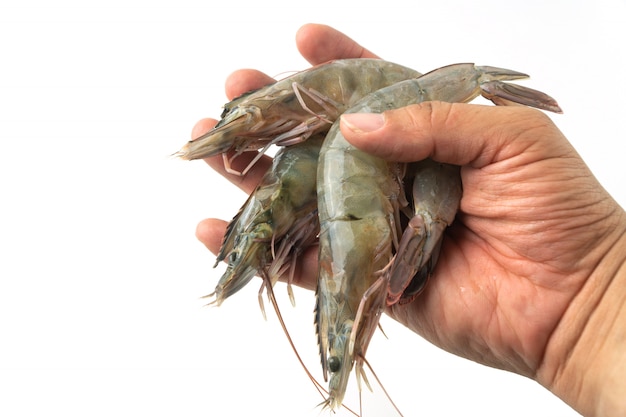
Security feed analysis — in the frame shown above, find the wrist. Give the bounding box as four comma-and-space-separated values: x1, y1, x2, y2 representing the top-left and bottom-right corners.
538, 211, 626, 416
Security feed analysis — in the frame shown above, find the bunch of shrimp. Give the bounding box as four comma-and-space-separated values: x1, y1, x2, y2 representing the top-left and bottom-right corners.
178, 59, 562, 416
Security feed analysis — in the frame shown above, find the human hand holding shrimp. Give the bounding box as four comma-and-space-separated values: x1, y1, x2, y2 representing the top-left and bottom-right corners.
193, 24, 626, 417
339, 104, 626, 417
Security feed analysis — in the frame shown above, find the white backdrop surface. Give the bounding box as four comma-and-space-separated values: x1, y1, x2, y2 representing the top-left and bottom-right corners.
1, 1, 625, 416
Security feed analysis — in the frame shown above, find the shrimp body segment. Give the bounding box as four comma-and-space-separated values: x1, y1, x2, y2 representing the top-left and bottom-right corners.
176, 59, 422, 164
316, 63, 562, 410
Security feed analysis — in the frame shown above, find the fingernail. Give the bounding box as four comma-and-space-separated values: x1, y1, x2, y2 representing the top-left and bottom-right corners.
341, 113, 384, 133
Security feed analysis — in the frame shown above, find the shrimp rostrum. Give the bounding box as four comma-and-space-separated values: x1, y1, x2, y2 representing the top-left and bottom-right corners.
316, 63, 562, 411
176, 59, 421, 174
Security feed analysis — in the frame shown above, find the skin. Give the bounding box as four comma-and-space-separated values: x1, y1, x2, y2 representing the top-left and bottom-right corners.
193, 23, 626, 417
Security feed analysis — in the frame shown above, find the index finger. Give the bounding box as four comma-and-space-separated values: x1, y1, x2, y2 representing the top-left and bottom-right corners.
296, 23, 380, 64
224, 24, 381, 100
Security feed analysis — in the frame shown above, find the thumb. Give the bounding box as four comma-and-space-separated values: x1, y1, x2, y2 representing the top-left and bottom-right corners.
339, 101, 565, 168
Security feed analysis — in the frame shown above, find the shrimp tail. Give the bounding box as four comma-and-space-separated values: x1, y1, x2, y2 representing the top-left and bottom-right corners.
387, 160, 462, 306
480, 80, 563, 113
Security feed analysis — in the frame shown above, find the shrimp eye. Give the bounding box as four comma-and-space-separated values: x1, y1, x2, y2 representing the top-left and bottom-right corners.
328, 356, 341, 373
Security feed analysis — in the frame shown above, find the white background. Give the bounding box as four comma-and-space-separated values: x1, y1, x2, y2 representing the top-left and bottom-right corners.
1, 1, 625, 416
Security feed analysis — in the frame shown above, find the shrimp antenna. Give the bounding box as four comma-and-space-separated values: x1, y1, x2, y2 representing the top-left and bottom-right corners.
360, 355, 404, 417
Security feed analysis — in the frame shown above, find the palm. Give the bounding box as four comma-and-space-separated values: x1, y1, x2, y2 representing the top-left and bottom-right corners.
388, 135, 608, 376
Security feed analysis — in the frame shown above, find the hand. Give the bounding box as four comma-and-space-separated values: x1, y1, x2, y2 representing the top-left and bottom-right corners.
193, 23, 626, 417
340, 104, 626, 417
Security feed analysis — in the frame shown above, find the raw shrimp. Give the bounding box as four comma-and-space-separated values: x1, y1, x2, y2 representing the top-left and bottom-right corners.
176, 59, 421, 174
207, 134, 323, 316
315, 63, 562, 411
386, 160, 462, 306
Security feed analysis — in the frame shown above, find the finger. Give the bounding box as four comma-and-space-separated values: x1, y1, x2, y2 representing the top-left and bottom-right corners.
191, 118, 273, 195
224, 69, 275, 101
339, 102, 569, 168
225, 25, 381, 100
196, 218, 227, 255
196, 218, 318, 292
191, 117, 218, 140
296, 23, 380, 64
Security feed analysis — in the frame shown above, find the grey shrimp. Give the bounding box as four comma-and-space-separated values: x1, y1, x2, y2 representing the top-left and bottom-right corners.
176, 59, 421, 174
207, 134, 323, 315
